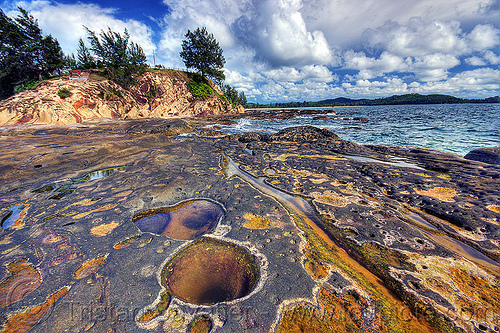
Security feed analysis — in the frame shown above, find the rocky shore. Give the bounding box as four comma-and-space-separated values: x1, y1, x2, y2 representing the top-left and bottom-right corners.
0, 118, 499, 333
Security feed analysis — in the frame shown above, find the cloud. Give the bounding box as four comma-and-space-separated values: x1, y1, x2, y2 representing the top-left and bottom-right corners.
343, 51, 410, 79
265, 65, 336, 83
466, 24, 500, 50
484, 50, 500, 64
5, 1, 156, 56
465, 56, 487, 66
2, 0, 499, 102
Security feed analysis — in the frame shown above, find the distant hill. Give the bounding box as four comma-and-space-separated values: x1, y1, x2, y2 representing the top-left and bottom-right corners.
318, 94, 500, 106
248, 94, 500, 108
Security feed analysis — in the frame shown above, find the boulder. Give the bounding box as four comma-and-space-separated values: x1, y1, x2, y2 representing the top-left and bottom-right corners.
464, 147, 500, 165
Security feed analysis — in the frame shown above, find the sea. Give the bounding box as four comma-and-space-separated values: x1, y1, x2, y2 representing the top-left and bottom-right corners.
210, 104, 500, 156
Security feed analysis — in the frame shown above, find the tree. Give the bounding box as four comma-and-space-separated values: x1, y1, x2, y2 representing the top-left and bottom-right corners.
84, 26, 147, 87
0, 7, 66, 99
223, 84, 246, 107
75, 38, 95, 69
180, 27, 225, 83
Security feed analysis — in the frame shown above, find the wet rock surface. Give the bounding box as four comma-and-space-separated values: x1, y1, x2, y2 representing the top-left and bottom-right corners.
0, 118, 499, 333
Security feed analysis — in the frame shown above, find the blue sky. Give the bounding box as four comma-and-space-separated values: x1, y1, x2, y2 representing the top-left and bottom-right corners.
2, 0, 500, 103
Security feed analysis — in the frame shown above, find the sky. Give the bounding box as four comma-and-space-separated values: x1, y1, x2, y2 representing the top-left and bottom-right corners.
2, 0, 500, 103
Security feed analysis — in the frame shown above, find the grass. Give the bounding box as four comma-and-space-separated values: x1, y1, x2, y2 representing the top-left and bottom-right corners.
57, 87, 72, 99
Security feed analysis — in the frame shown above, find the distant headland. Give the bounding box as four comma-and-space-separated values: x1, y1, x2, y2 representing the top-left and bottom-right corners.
247, 93, 500, 108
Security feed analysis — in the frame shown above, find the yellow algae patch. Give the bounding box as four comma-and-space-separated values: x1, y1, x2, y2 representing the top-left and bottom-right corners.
302, 242, 331, 281
276, 287, 388, 333
414, 187, 457, 203
74, 255, 108, 279
311, 191, 348, 207
187, 315, 213, 333
113, 235, 140, 249
438, 174, 451, 180
243, 213, 273, 229
0, 236, 11, 245
114, 190, 133, 197
0, 259, 42, 307
310, 178, 328, 184
487, 205, 500, 213
411, 172, 432, 178
91, 222, 120, 237
0, 286, 69, 333
137, 292, 171, 323
397, 253, 500, 330
72, 203, 118, 219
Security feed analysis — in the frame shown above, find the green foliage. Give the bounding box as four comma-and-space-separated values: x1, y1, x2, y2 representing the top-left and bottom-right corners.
180, 27, 225, 83
105, 85, 122, 100
57, 87, 72, 99
84, 27, 147, 88
75, 38, 96, 69
222, 84, 247, 107
188, 79, 213, 100
13, 79, 41, 94
146, 85, 158, 100
0, 7, 66, 99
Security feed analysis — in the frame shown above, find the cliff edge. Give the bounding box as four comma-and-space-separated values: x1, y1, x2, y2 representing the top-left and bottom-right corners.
0, 69, 244, 125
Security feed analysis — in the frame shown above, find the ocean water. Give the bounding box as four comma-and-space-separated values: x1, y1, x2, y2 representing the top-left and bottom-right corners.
212, 104, 500, 155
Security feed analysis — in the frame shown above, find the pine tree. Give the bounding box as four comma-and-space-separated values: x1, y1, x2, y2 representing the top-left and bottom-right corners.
0, 7, 66, 99
84, 27, 147, 87
180, 27, 225, 83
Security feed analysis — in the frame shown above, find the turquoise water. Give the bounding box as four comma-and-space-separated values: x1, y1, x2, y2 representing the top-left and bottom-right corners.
214, 104, 499, 155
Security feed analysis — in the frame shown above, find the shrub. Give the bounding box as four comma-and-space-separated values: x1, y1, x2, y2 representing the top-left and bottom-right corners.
57, 87, 72, 99
188, 79, 213, 100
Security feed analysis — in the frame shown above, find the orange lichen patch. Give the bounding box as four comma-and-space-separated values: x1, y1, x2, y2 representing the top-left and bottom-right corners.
113, 235, 140, 249
0, 259, 42, 307
137, 292, 171, 323
114, 190, 133, 197
0, 236, 11, 245
362, 242, 412, 270
41, 234, 64, 244
399, 253, 500, 330
187, 315, 213, 333
449, 267, 500, 311
302, 242, 331, 281
49, 252, 80, 267
276, 287, 388, 333
311, 191, 348, 207
90, 222, 120, 237
487, 205, 500, 213
72, 203, 118, 219
243, 213, 273, 229
414, 187, 457, 203
74, 255, 108, 279
0, 286, 69, 333
310, 178, 328, 184
458, 202, 475, 209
